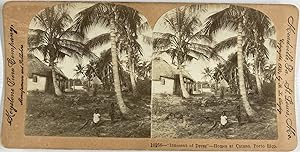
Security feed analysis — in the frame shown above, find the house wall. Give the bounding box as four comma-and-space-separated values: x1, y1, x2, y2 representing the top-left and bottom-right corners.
152, 77, 174, 94
74, 86, 85, 90
27, 75, 47, 92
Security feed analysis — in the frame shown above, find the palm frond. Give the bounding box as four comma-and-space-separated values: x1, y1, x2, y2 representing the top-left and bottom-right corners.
132, 41, 143, 56
260, 44, 270, 59
59, 27, 84, 41
203, 7, 239, 36
268, 38, 277, 48
189, 31, 212, 43
186, 48, 209, 61
137, 21, 151, 34
264, 25, 276, 38
73, 3, 111, 36
153, 32, 175, 39
188, 43, 212, 54
186, 4, 208, 13
140, 34, 153, 45
214, 36, 237, 53
153, 37, 171, 51
58, 45, 82, 61
29, 29, 48, 37
28, 29, 49, 47
85, 33, 110, 50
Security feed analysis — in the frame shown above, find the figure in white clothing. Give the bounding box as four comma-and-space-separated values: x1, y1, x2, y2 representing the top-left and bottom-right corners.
93, 108, 101, 124
220, 111, 227, 127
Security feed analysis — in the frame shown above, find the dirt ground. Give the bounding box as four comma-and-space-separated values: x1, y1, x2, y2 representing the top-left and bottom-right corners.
25, 91, 151, 138
152, 93, 277, 139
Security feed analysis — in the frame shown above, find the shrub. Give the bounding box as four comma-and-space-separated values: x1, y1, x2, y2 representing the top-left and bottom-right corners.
262, 82, 276, 97
136, 78, 151, 96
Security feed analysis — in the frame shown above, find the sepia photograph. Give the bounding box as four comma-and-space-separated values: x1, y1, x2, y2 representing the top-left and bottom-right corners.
25, 2, 152, 138
1, 1, 299, 150
151, 4, 278, 139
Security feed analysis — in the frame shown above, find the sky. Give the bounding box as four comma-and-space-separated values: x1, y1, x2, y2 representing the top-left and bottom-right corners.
152, 4, 277, 82
29, 3, 276, 81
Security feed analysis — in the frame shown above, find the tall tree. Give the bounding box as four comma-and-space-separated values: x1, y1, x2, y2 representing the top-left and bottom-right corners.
206, 5, 275, 97
29, 5, 88, 96
74, 3, 149, 114
212, 63, 224, 94
221, 53, 238, 94
118, 16, 151, 96
245, 23, 275, 96
220, 53, 255, 95
203, 5, 272, 117
85, 49, 129, 91
153, 7, 215, 98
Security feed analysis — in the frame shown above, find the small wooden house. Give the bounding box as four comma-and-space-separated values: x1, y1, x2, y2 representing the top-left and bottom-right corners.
27, 54, 68, 93
152, 58, 195, 95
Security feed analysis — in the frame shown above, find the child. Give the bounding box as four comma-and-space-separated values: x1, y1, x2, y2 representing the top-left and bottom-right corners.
220, 111, 228, 128
77, 108, 101, 132
93, 108, 101, 125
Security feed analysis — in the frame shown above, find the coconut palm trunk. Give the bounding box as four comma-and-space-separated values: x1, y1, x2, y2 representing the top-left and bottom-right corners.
110, 9, 129, 114
215, 81, 219, 94
254, 56, 263, 95
237, 18, 255, 117
50, 61, 62, 96
178, 65, 190, 98
128, 50, 138, 96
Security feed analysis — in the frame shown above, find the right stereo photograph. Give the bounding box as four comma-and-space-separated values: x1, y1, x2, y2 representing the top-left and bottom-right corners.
151, 4, 277, 140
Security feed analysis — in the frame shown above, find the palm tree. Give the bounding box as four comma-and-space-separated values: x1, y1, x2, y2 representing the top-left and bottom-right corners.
118, 18, 151, 97
220, 54, 237, 94
119, 32, 143, 97
205, 5, 244, 115
153, 7, 215, 98
136, 60, 151, 80
74, 3, 132, 114
212, 63, 224, 94
221, 53, 255, 95
204, 5, 274, 118
202, 67, 213, 81
74, 64, 86, 79
73, 63, 87, 90
85, 49, 129, 92
246, 25, 275, 96
85, 60, 97, 79
28, 5, 88, 96
263, 64, 276, 83
73, 3, 149, 114
202, 67, 213, 92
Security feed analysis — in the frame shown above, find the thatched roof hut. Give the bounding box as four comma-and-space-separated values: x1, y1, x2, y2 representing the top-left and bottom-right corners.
152, 57, 194, 81
28, 53, 67, 79
220, 79, 229, 88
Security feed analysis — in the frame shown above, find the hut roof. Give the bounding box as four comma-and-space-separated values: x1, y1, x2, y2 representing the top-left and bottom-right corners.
91, 76, 102, 85
152, 57, 194, 81
220, 79, 229, 88
28, 53, 67, 79
55, 67, 67, 79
